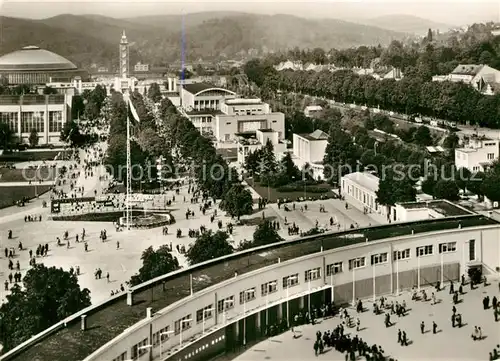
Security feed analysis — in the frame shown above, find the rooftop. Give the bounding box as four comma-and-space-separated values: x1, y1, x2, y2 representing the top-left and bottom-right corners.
342, 171, 379, 193
297, 129, 329, 141
8, 215, 498, 361
396, 200, 473, 217
451, 64, 484, 76
0, 46, 78, 72
181, 82, 235, 96
225, 98, 263, 105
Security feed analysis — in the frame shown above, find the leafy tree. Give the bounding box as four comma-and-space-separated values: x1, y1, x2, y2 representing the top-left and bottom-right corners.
467, 171, 484, 196
130, 245, 180, 286
186, 231, 233, 265
421, 176, 437, 196
413, 126, 433, 146
481, 170, 500, 202
376, 166, 416, 208
244, 149, 263, 176
433, 179, 460, 201
455, 167, 471, 192
220, 183, 253, 220
0, 264, 91, 351
60, 120, 84, 147
252, 220, 284, 247
147, 82, 162, 103
28, 128, 38, 147
136, 128, 169, 157
84, 100, 100, 120
323, 125, 357, 186
443, 133, 459, 149
43, 86, 58, 95
239, 220, 284, 251
0, 122, 13, 150
279, 152, 301, 180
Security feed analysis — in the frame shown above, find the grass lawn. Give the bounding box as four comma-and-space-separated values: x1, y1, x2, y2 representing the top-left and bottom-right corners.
0, 167, 57, 183
0, 150, 71, 163
247, 178, 336, 203
0, 185, 52, 209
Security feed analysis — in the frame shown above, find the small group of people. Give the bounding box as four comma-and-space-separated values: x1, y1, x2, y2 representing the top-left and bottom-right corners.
24, 214, 42, 222
288, 223, 300, 236
110, 283, 126, 296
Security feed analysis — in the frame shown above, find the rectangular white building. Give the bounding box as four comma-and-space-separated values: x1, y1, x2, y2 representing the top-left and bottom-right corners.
455, 135, 500, 172
292, 130, 329, 180
304, 105, 323, 118
341, 171, 387, 217
0, 94, 71, 145
214, 98, 285, 145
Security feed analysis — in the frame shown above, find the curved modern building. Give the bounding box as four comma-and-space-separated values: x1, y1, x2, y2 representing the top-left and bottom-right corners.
0, 46, 81, 85
1, 215, 500, 361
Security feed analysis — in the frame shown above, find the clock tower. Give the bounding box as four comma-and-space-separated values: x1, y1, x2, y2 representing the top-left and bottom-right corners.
119, 30, 129, 78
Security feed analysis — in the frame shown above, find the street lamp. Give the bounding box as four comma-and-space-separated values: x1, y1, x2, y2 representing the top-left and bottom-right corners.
265, 281, 277, 326
159, 330, 174, 358
286, 275, 299, 327
179, 318, 193, 349
202, 307, 214, 335
330, 268, 335, 303
222, 299, 234, 326
307, 270, 319, 317
242, 289, 254, 346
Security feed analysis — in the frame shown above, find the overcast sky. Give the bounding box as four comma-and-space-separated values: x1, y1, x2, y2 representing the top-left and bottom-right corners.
1, 0, 498, 25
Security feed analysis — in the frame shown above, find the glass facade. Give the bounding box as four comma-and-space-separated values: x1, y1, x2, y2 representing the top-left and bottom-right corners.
49, 111, 63, 132
21, 111, 44, 133
0, 112, 19, 133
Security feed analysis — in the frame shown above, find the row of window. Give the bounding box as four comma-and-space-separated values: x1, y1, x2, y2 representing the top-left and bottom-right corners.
114, 238, 477, 361
325, 241, 466, 274
1, 111, 64, 133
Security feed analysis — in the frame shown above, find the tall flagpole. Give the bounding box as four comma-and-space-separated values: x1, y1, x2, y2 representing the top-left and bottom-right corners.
126, 96, 131, 230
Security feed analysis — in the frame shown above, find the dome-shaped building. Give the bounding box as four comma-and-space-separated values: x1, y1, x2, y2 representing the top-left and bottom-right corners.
0, 46, 82, 85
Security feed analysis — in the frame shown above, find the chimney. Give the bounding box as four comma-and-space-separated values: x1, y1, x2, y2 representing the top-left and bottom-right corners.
146, 307, 153, 318
81, 315, 87, 331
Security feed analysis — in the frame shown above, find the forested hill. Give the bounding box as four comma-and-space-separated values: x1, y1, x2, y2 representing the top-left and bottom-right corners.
0, 13, 407, 68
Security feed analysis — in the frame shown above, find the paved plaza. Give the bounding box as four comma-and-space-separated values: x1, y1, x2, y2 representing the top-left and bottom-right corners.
0, 144, 377, 304
234, 282, 500, 361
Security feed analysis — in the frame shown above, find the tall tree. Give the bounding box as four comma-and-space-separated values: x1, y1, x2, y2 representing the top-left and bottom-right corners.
0, 264, 91, 351
28, 128, 38, 147
220, 183, 253, 220
186, 231, 234, 265
0, 122, 13, 150
147, 83, 162, 103
433, 179, 460, 201
376, 166, 416, 208
130, 245, 180, 286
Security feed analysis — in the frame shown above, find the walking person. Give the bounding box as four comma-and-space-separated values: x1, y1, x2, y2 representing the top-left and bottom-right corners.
432, 321, 438, 334
420, 321, 425, 334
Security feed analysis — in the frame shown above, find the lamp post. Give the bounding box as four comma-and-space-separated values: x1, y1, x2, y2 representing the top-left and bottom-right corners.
137, 344, 152, 359
265, 281, 277, 326
242, 289, 254, 346
179, 318, 192, 349
159, 331, 174, 359
286, 275, 299, 327
330, 269, 335, 303
440, 252, 444, 286
374, 141, 378, 155
417, 254, 421, 292
222, 299, 233, 326
202, 307, 214, 335
307, 269, 319, 317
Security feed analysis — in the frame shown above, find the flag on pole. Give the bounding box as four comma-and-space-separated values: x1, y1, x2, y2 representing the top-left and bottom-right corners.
128, 98, 140, 123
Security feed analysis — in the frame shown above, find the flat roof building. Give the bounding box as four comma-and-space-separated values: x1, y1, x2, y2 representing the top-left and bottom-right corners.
455, 134, 500, 173
0, 94, 71, 145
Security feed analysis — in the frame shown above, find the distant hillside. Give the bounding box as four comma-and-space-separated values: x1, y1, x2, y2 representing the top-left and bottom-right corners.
363, 15, 454, 35
0, 16, 124, 69
0, 13, 408, 68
